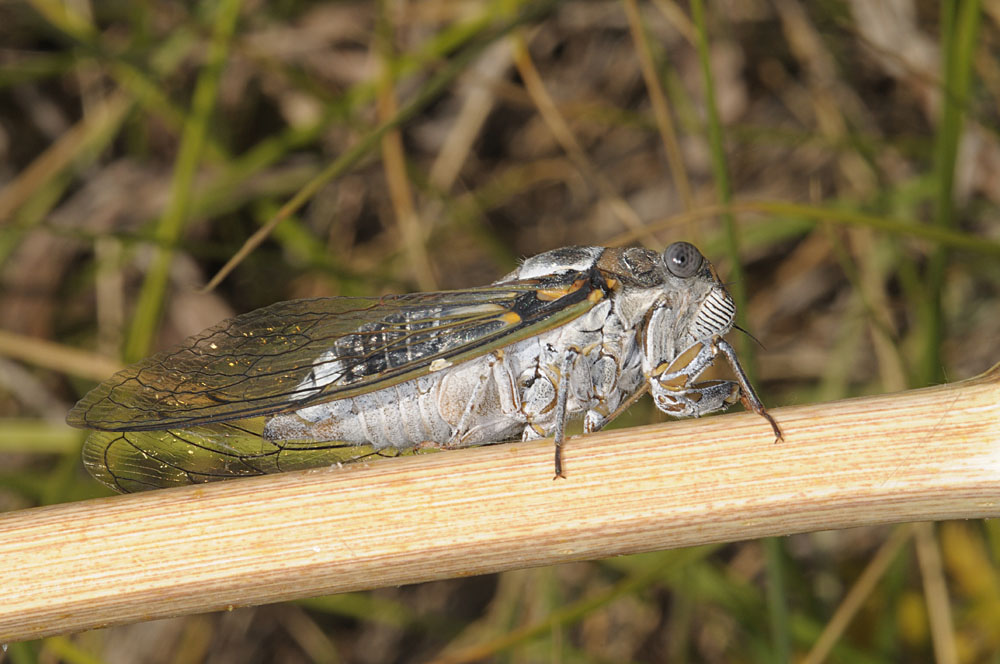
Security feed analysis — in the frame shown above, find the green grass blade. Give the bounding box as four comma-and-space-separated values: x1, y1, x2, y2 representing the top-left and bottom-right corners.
124, 0, 243, 362
921, 0, 981, 386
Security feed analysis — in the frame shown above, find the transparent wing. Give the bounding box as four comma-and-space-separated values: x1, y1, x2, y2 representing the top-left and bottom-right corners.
68, 275, 600, 432
81, 419, 430, 493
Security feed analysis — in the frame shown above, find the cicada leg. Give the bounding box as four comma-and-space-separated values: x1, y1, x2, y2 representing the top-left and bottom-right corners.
550, 348, 579, 479
652, 378, 740, 417
420, 350, 518, 452
649, 336, 782, 441
649, 341, 718, 395
714, 338, 783, 441
513, 347, 581, 479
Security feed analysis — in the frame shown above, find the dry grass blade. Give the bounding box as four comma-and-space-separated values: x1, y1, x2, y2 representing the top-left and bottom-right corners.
622, 0, 694, 213
802, 525, 915, 664
510, 31, 657, 246
1, 363, 998, 642
916, 522, 959, 664
0, 93, 131, 224
0, 330, 122, 382
375, 6, 436, 291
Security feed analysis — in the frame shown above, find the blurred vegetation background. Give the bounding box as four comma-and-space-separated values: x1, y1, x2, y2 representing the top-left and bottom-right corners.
2, 0, 1000, 662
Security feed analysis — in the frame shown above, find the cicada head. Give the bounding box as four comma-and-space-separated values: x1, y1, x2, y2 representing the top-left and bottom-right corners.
604, 242, 778, 433
601, 242, 737, 344
662, 242, 737, 343
599, 242, 740, 386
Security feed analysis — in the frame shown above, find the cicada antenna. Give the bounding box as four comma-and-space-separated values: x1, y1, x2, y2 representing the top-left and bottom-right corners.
733, 324, 767, 351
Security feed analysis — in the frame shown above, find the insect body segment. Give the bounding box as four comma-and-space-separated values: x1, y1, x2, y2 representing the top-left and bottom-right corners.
68, 243, 780, 492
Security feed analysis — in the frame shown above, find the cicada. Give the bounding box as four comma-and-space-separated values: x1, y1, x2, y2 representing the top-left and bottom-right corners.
67, 243, 781, 492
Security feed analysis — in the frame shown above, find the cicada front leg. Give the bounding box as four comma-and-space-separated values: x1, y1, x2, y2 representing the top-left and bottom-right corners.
648, 340, 721, 415
649, 337, 783, 441
713, 338, 783, 441
648, 337, 738, 418
651, 376, 740, 417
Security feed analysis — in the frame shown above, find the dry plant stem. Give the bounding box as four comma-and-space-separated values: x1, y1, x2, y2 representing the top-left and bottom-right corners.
2, 364, 1000, 642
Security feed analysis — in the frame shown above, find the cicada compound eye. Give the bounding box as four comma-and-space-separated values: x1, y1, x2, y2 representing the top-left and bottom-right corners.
663, 242, 704, 278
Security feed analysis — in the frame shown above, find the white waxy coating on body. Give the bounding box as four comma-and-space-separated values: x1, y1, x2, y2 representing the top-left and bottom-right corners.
500, 246, 604, 281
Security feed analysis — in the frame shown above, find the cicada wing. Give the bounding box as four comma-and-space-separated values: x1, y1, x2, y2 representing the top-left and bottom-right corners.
68, 275, 600, 432
82, 420, 270, 492
82, 418, 429, 492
